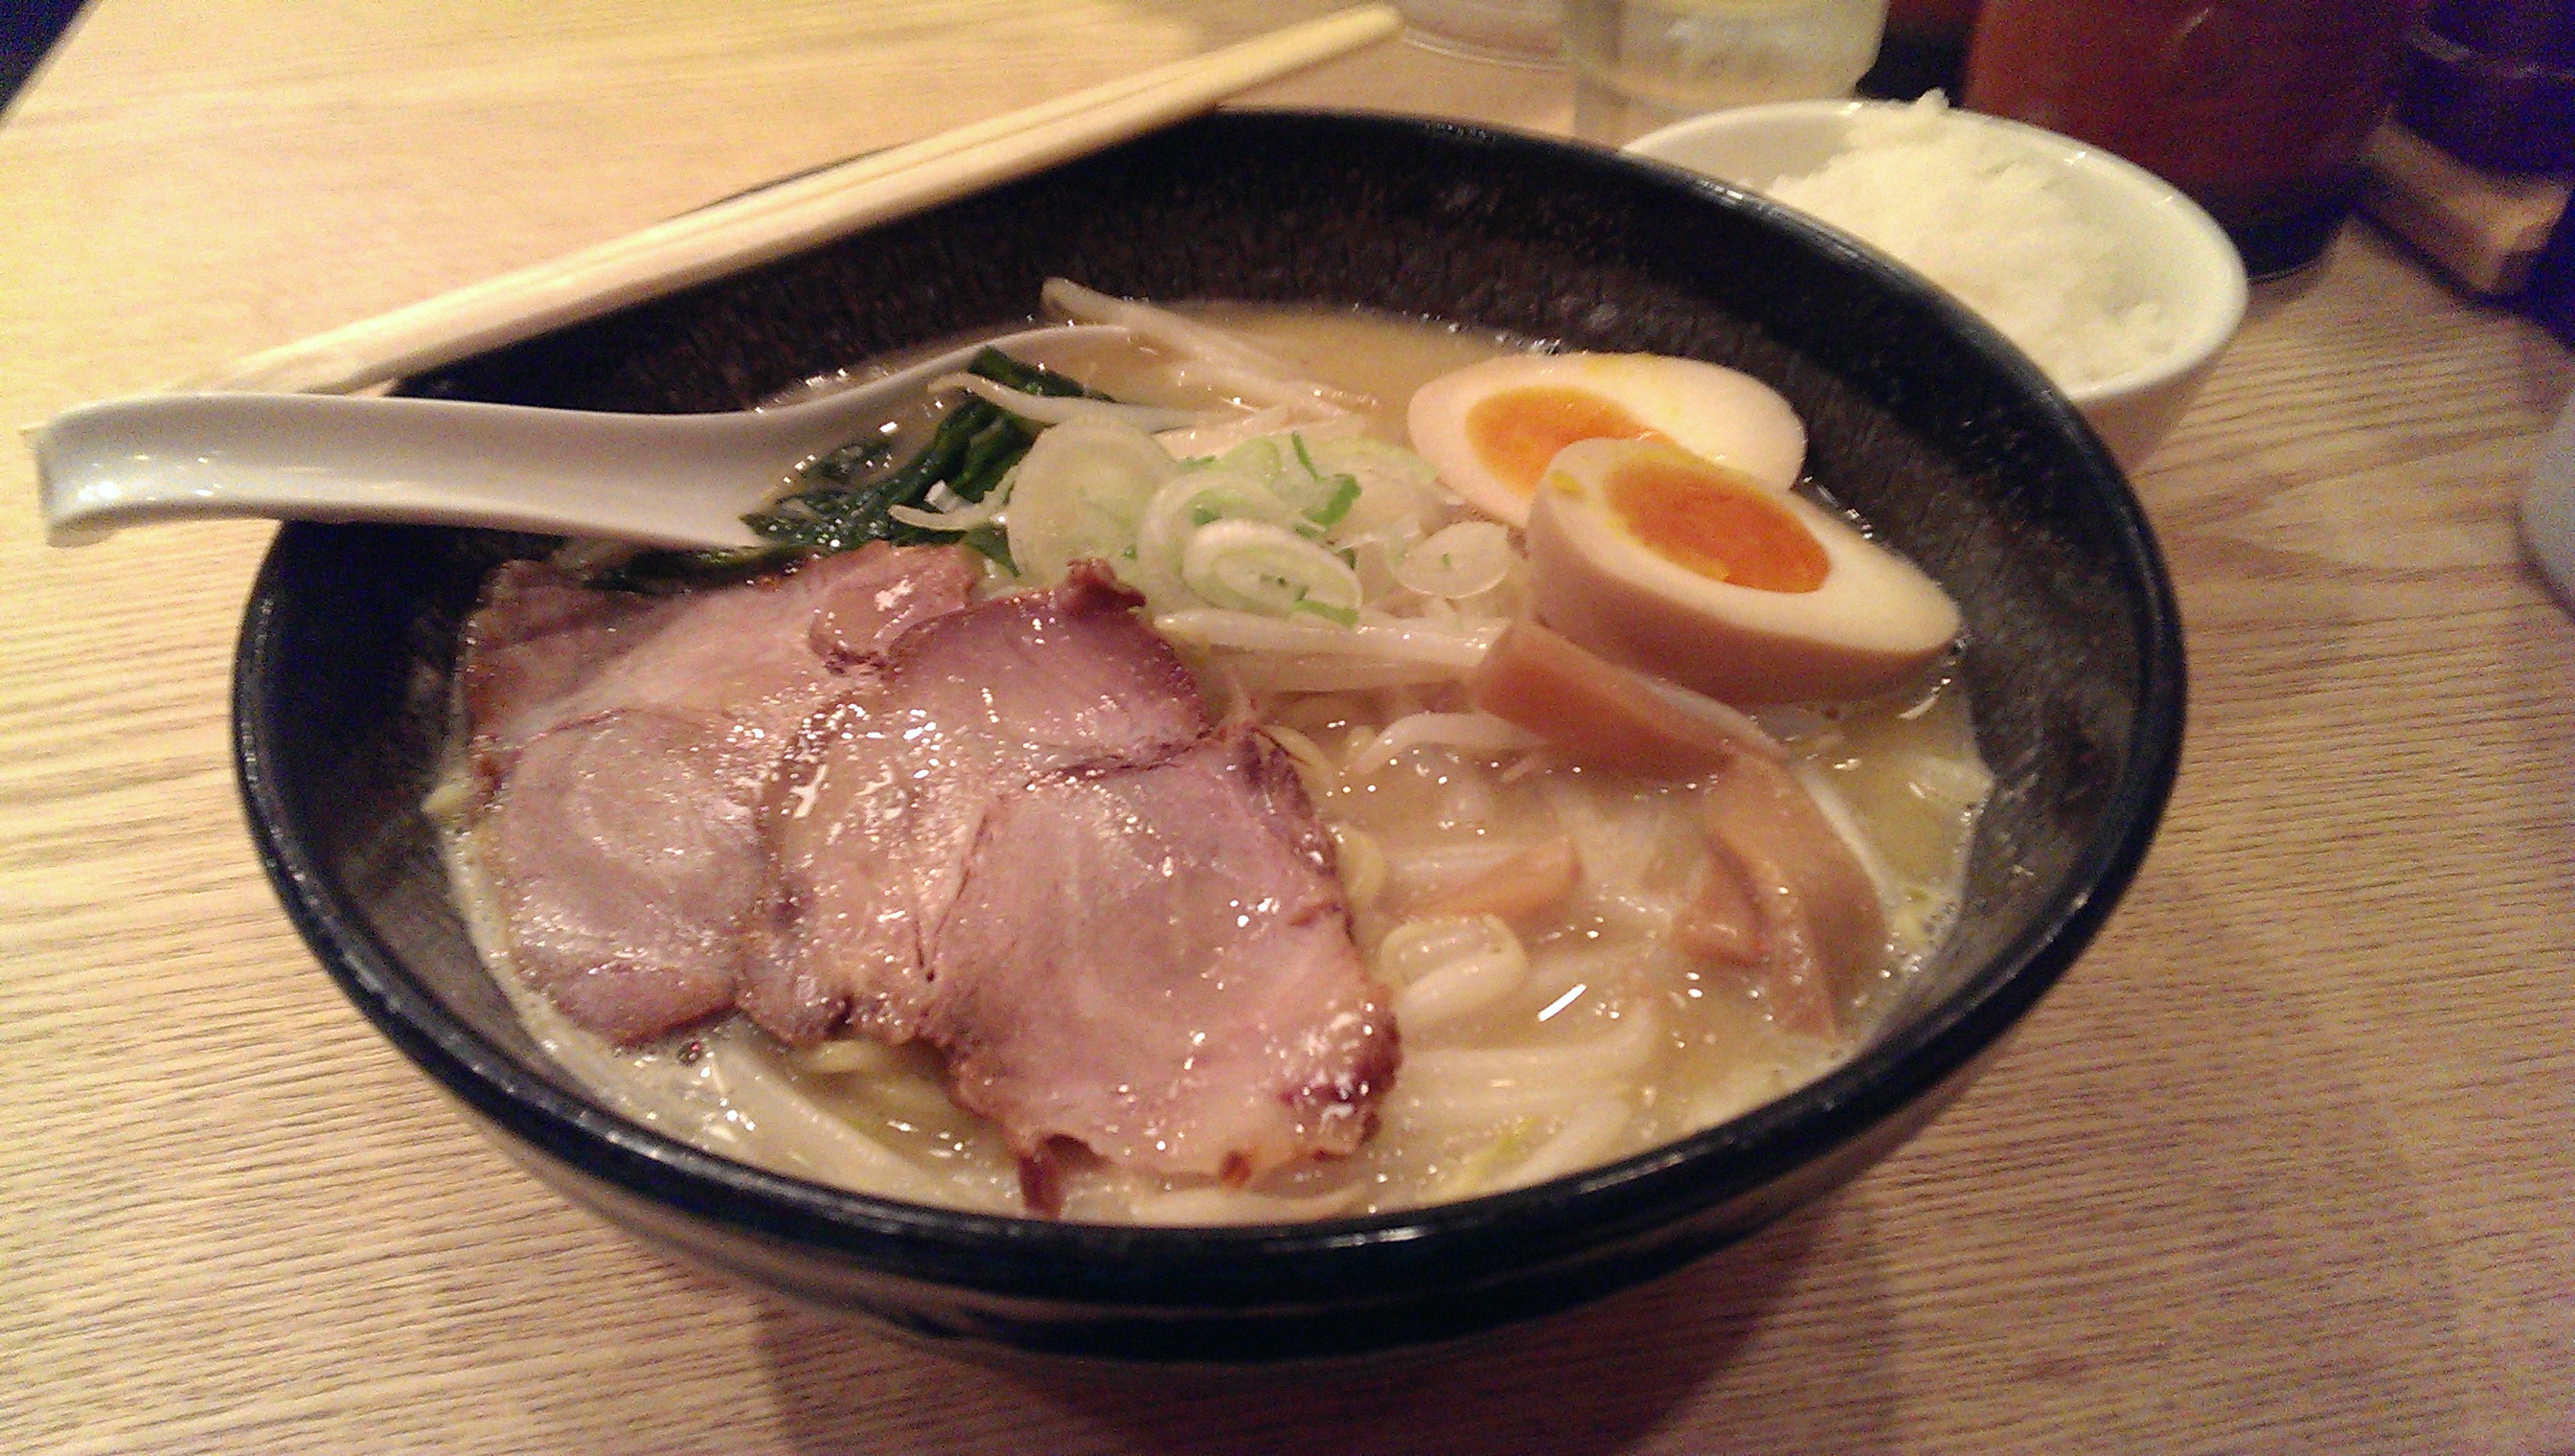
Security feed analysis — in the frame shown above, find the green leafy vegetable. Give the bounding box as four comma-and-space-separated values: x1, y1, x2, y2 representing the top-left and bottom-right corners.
1306, 473, 1362, 528
958, 524, 1016, 574
589, 543, 806, 593
589, 348, 1105, 591
803, 435, 897, 485
1290, 599, 1359, 627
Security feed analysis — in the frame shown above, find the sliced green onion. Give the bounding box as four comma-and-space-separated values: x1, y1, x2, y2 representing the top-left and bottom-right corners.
1291, 599, 1360, 627
1132, 467, 1301, 608
1291, 432, 1324, 480
1307, 473, 1361, 527
1179, 519, 1363, 623
1394, 520, 1515, 598
1003, 417, 1182, 590
1219, 435, 1286, 485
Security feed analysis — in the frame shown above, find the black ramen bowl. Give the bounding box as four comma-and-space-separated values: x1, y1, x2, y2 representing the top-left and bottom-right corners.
235, 110, 2182, 1362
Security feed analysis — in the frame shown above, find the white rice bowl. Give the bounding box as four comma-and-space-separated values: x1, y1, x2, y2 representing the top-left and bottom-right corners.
1627, 97, 2247, 467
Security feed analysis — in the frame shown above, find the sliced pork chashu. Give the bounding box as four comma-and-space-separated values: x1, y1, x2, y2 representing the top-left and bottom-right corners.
460, 553, 1397, 1197
461, 546, 976, 1042
743, 564, 1208, 1043
751, 565, 1397, 1192
932, 728, 1393, 1186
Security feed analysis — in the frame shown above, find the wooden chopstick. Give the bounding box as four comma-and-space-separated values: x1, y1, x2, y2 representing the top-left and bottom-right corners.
184, 6, 1402, 397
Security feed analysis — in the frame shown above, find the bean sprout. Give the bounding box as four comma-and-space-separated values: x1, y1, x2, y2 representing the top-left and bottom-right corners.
927, 372, 1198, 432
1342, 712, 1540, 780
1493, 1096, 1633, 1191
1380, 915, 1530, 1033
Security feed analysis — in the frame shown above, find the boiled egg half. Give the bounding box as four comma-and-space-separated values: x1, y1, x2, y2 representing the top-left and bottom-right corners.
1526, 439, 1961, 704
1408, 353, 1807, 527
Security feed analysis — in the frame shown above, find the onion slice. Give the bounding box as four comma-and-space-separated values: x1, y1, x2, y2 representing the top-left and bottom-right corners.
1179, 519, 1363, 623
1155, 607, 1500, 668
1041, 278, 1373, 412
1395, 520, 1515, 599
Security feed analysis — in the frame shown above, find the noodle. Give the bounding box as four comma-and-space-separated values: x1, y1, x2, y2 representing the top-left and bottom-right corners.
925, 372, 1197, 432
444, 302, 1992, 1223
1341, 711, 1539, 781
1403, 1003, 1665, 1091
1328, 823, 1388, 909
1379, 915, 1530, 1032
1154, 607, 1500, 669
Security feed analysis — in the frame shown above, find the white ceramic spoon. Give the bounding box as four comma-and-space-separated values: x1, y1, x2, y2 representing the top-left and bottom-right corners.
34, 325, 1127, 549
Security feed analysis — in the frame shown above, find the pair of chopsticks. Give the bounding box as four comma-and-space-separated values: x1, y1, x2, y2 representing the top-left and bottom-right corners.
187, 6, 1401, 397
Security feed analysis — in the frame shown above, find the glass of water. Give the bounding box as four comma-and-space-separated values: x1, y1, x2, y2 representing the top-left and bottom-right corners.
1564, 0, 1890, 144
1395, 0, 1565, 62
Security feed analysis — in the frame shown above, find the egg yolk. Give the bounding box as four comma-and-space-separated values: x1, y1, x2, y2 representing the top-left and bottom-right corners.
1467, 386, 1671, 497
1599, 450, 1830, 593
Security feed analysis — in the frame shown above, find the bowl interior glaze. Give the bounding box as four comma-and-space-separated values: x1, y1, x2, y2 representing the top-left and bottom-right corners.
235, 110, 2182, 1360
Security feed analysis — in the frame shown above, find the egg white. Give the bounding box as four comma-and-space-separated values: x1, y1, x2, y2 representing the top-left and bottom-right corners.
1408, 353, 1807, 527
1525, 439, 1961, 705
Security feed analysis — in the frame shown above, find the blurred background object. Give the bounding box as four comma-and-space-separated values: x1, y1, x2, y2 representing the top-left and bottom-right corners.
1860, 0, 1981, 99
2397, 0, 2575, 173
2511, 181, 2575, 344
2360, 123, 2568, 294
0, 0, 84, 113
2521, 386, 2575, 614
1395, 0, 1565, 59
1962, 0, 2425, 280
2355, 0, 2575, 346
1565, 0, 1890, 143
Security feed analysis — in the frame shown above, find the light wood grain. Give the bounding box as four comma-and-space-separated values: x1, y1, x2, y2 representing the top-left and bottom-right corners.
4, 5, 2570, 1454
183, 5, 1401, 395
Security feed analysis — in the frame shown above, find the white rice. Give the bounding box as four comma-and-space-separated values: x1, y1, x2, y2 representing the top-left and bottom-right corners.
1768, 94, 2179, 391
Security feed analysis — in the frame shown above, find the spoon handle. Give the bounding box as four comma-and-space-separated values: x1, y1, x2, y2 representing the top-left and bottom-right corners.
34, 393, 771, 550
34, 325, 1128, 550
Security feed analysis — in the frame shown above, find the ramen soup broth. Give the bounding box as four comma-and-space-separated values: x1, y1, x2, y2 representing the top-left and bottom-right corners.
438, 304, 1991, 1225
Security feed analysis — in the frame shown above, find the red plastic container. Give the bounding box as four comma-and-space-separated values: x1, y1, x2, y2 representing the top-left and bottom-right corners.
1964, 0, 2428, 277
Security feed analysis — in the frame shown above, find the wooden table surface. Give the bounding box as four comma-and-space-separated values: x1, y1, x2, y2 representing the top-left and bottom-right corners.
6, 4, 2569, 1451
